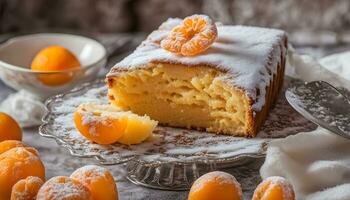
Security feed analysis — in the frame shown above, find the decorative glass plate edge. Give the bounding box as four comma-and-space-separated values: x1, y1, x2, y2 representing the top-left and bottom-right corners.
39, 79, 267, 166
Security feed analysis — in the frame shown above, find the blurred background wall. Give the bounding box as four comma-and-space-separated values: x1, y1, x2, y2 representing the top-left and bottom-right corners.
0, 0, 349, 34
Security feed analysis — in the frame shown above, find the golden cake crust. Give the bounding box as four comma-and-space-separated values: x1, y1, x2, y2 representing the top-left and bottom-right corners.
247, 47, 286, 136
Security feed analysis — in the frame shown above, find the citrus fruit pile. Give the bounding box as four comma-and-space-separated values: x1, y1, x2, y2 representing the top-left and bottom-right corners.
0, 112, 118, 200
36, 165, 118, 200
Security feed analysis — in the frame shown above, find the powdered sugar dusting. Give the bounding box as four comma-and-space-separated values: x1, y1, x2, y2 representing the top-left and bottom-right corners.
15, 147, 27, 154
158, 18, 182, 30
41, 78, 316, 164
80, 112, 111, 136
13, 190, 30, 199
10, 147, 39, 162
191, 171, 242, 197
71, 165, 110, 183
37, 176, 92, 200
12, 176, 43, 199
108, 18, 287, 112
26, 176, 43, 184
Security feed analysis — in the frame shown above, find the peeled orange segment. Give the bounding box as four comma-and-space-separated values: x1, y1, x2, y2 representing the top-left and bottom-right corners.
252, 176, 295, 200
160, 26, 188, 53
74, 103, 126, 145
116, 113, 157, 145
74, 103, 157, 145
11, 176, 44, 200
161, 14, 217, 56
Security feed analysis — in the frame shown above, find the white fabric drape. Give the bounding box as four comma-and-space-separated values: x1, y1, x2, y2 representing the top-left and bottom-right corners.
261, 48, 350, 200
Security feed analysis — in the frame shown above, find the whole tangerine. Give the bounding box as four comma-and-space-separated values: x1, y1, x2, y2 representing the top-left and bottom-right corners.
70, 165, 118, 200
188, 171, 242, 200
0, 140, 27, 155
36, 176, 93, 200
0, 112, 22, 142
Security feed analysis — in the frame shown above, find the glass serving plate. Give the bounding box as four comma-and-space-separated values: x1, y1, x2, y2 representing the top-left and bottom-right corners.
39, 77, 316, 190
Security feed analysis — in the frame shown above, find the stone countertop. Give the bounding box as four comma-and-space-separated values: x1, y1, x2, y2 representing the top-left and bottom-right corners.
0, 81, 263, 200
0, 32, 349, 200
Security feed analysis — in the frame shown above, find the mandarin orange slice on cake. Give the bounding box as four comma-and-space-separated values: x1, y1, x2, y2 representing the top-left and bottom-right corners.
161, 14, 217, 56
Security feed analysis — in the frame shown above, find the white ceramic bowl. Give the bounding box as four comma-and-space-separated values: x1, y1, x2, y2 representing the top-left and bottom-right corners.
0, 33, 107, 99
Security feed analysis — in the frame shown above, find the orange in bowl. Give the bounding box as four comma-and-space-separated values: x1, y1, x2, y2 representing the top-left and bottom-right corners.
31, 46, 81, 86
252, 176, 295, 200
0, 112, 22, 142
188, 171, 242, 200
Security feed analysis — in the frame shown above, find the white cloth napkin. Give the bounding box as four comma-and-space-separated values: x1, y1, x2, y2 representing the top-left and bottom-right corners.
261, 48, 350, 200
0, 90, 46, 128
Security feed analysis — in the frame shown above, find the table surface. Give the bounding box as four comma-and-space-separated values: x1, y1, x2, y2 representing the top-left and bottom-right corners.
0, 32, 349, 200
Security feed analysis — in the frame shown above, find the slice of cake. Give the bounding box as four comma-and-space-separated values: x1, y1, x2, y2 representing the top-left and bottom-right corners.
106, 16, 287, 137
